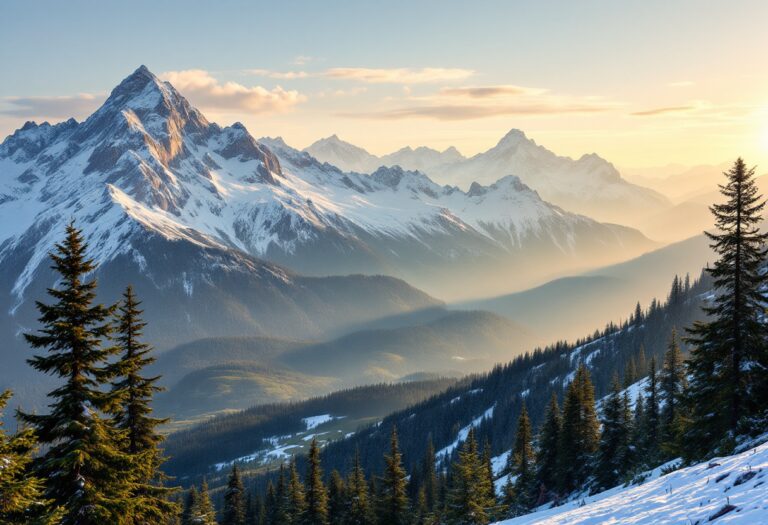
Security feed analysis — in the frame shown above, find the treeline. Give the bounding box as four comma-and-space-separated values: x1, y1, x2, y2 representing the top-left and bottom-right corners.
164, 378, 462, 477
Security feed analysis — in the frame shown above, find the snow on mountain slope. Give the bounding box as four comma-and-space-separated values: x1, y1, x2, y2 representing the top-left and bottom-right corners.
303, 135, 465, 174
495, 440, 768, 524
0, 65, 653, 310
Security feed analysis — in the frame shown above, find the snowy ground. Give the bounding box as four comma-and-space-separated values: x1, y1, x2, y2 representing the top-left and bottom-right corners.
493, 441, 768, 524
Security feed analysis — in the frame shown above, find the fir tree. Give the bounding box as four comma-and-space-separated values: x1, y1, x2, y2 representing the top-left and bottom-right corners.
288, 459, 307, 523
377, 427, 410, 525
327, 470, 345, 525
686, 158, 768, 457
196, 480, 218, 525
623, 357, 637, 389
304, 439, 329, 525
274, 465, 291, 525
535, 393, 561, 501
109, 285, 176, 522
594, 377, 631, 491
508, 406, 536, 516
422, 437, 438, 513
18, 223, 134, 524
181, 486, 199, 525
558, 363, 599, 493
660, 329, 688, 457
632, 392, 646, 459
265, 481, 278, 525
0, 390, 58, 524
446, 428, 495, 525
644, 357, 660, 460
223, 465, 247, 525
345, 449, 371, 525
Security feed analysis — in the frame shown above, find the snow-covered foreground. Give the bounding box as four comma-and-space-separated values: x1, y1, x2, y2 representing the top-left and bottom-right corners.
495, 441, 768, 524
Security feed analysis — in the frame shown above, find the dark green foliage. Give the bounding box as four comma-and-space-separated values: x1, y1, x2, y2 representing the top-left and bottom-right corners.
643, 357, 660, 461
534, 393, 561, 502
222, 465, 246, 525
304, 439, 329, 525
685, 159, 768, 458
377, 427, 410, 525
327, 470, 345, 525
287, 459, 306, 523
446, 428, 496, 525
659, 329, 687, 457
506, 406, 536, 516
18, 223, 135, 524
345, 450, 371, 525
594, 377, 632, 491
558, 363, 599, 493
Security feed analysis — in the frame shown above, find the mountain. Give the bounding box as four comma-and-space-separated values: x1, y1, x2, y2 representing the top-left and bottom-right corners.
461, 234, 713, 341
305, 130, 671, 226
435, 129, 671, 224
262, 136, 655, 300
495, 439, 768, 524
303, 134, 380, 173
0, 66, 443, 409
303, 135, 465, 174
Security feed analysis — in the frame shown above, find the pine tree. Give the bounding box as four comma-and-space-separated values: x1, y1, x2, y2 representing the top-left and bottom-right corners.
558, 363, 599, 493
446, 428, 495, 525
265, 480, 278, 525
422, 438, 438, 513
623, 357, 637, 389
346, 449, 371, 525
632, 392, 646, 459
377, 427, 410, 525
0, 390, 58, 524
644, 357, 660, 460
181, 486, 199, 525
327, 470, 345, 525
660, 329, 688, 457
288, 459, 307, 523
304, 439, 329, 525
274, 465, 291, 525
507, 406, 536, 516
535, 393, 561, 501
594, 377, 631, 491
18, 223, 134, 524
196, 480, 218, 525
110, 285, 176, 522
685, 158, 768, 457
636, 346, 647, 383
223, 465, 247, 525
244, 493, 257, 525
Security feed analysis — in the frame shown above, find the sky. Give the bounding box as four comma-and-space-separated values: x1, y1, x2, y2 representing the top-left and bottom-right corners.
2, 0, 768, 170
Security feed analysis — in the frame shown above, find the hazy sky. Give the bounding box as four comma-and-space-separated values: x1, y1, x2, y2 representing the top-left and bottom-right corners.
2, 0, 768, 169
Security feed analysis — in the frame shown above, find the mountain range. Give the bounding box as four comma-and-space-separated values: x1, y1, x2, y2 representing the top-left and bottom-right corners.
304, 131, 671, 225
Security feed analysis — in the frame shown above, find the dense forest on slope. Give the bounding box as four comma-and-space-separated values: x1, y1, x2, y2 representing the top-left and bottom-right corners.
166, 270, 713, 493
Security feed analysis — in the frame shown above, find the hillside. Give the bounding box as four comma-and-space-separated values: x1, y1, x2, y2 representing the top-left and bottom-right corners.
495, 439, 768, 524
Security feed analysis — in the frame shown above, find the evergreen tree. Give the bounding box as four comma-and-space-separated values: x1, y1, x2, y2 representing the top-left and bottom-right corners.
644, 357, 660, 460
632, 392, 646, 459
345, 449, 371, 525
0, 390, 58, 524
181, 486, 199, 525
446, 428, 495, 525
265, 481, 278, 525
18, 223, 134, 524
535, 393, 561, 500
304, 439, 329, 525
244, 493, 257, 525
223, 465, 247, 525
558, 363, 599, 493
623, 357, 637, 389
660, 329, 688, 456
377, 427, 410, 525
327, 470, 345, 525
636, 346, 647, 383
288, 459, 307, 523
594, 377, 631, 491
196, 480, 218, 525
422, 437, 438, 513
110, 285, 176, 522
508, 406, 536, 516
274, 465, 291, 525
686, 158, 768, 457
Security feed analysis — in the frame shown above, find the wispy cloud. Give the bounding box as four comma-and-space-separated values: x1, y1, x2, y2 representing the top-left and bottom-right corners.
160, 69, 306, 113
246, 69, 310, 80
0, 93, 103, 119
325, 67, 474, 84
631, 105, 696, 116
343, 83, 617, 120
292, 55, 314, 66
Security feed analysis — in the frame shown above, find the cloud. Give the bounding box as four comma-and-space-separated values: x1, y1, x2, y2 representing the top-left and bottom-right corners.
342, 83, 618, 120
246, 69, 309, 80
160, 69, 306, 114
292, 55, 314, 66
325, 67, 474, 84
439, 85, 545, 98
631, 106, 696, 116
0, 93, 103, 119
